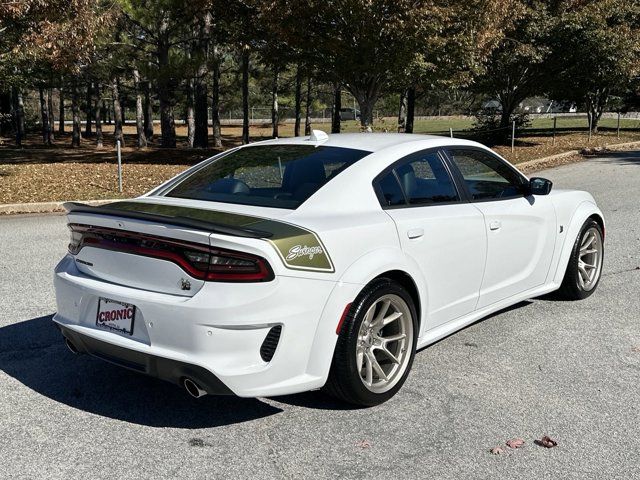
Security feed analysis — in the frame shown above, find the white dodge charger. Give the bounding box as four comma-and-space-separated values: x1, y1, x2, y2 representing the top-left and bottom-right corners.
54, 132, 604, 406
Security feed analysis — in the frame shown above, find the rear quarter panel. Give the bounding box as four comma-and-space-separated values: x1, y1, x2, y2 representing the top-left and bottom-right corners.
282, 210, 402, 282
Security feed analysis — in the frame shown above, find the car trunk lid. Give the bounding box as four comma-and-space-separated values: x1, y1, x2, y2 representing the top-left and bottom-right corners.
64, 199, 333, 296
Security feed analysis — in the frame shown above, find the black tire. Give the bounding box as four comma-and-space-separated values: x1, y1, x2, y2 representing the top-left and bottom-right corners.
556, 218, 604, 300
323, 277, 418, 407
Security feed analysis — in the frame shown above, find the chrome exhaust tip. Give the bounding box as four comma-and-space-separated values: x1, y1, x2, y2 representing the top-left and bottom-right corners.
183, 378, 207, 398
64, 337, 80, 355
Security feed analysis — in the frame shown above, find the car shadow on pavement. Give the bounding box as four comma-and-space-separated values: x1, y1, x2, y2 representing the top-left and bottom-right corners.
276, 300, 536, 410
595, 150, 640, 165
273, 391, 364, 411
0, 315, 283, 428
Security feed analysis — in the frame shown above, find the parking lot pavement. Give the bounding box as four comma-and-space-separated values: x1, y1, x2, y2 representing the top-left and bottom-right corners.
0, 151, 639, 480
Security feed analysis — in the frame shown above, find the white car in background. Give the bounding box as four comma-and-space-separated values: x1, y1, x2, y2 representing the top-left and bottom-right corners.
53, 132, 604, 406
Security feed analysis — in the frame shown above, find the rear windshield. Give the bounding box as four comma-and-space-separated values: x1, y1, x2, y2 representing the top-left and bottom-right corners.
165, 145, 369, 209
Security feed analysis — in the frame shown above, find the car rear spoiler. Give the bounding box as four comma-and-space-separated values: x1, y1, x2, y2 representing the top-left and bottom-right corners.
63, 202, 274, 239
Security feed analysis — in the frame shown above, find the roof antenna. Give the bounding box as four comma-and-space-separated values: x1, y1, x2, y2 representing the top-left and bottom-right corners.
309, 129, 329, 142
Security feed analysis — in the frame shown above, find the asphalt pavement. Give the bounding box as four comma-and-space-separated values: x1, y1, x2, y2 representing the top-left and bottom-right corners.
0, 151, 639, 479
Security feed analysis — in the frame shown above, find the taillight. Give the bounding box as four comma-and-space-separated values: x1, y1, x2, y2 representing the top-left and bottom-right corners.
68, 228, 83, 255
68, 224, 274, 282
183, 248, 273, 281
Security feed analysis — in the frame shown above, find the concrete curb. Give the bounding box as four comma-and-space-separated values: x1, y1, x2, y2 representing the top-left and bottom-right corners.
1, 140, 639, 216
516, 150, 581, 171
517, 140, 640, 172
0, 199, 121, 216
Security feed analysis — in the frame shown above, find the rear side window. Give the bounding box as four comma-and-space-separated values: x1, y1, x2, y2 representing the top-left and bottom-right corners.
378, 172, 406, 207
376, 150, 459, 208
397, 152, 459, 205
165, 145, 369, 209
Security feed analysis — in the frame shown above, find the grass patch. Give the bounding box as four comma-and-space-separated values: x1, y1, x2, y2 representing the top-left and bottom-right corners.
0, 119, 639, 204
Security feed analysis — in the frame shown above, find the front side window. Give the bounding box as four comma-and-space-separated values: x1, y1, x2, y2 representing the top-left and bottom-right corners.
447, 149, 527, 200
165, 145, 369, 209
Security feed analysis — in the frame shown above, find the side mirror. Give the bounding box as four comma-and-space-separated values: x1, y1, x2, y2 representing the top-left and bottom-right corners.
529, 177, 553, 195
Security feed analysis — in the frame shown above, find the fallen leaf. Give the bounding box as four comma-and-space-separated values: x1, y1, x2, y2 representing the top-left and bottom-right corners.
188, 438, 207, 447
534, 435, 558, 448
355, 440, 371, 449
632, 346, 640, 353
506, 438, 525, 449
490, 446, 505, 455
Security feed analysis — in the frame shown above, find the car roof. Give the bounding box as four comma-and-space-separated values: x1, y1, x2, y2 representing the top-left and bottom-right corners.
249, 132, 474, 153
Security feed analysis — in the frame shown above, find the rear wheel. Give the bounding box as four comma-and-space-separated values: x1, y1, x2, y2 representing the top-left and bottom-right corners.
557, 219, 604, 300
324, 278, 418, 406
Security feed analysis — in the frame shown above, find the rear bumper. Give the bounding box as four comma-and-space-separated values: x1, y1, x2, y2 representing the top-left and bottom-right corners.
53, 255, 363, 397
58, 324, 233, 395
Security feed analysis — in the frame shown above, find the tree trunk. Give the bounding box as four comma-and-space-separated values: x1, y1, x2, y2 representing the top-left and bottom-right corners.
211, 46, 222, 148
241, 45, 250, 145
294, 66, 302, 137
193, 77, 208, 148
94, 84, 103, 148
158, 86, 176, 148
495, 91, 521, 143
133, 69, 147, 148
110, 77, 124, 146
39, 86, 52, 145
107, 101, 112, 124
143, 80, 153, 142
14, 90, 25, 147
351, 79, 381, 128
271, 68, 279, 138
186, 78, 196, 148
11, 88, 25, 147
498, 91, 520, 126
304, 78, 312, 135
0, 91, 11, 135
586, 90, 607, 134
193, 14, 210, 149
58, 86, 65, 134
331, 83, 341, 134
84, 81, 92, 137
158, 80, 176, 148
585, 95, 593, 133
118, 77, 126, 127
157, 23, 176, 148
398, 90, 408, 133
498, 108, 511, 131
405, 86, 415, 134
47, 89, 55, 141
359, 101, 374, 129
71, 82, 81, 147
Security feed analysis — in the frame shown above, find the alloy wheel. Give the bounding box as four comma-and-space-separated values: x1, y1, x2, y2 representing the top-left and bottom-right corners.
577, 227, 603, 291
356, 294, 414, 394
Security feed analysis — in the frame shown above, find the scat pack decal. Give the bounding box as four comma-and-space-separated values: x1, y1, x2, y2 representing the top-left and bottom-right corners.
98, 201, 335, 273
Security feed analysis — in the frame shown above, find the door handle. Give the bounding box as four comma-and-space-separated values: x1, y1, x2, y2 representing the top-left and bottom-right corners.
407, 228, 424, 239
489, 220, 501, 231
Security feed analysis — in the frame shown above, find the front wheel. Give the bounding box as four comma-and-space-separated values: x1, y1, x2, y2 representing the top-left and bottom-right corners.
324, 278, 418, 406
557, 219, 604, 300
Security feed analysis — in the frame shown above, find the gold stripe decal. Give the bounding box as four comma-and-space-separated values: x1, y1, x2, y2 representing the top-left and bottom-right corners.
264, 225, 334, 272
100, 201, 334, 273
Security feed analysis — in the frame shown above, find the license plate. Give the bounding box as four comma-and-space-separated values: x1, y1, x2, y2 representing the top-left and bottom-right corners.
96, 298, 136, 335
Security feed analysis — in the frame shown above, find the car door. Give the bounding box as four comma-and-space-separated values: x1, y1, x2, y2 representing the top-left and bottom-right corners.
374, 149, 487, 330
445, 148, 557, 309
